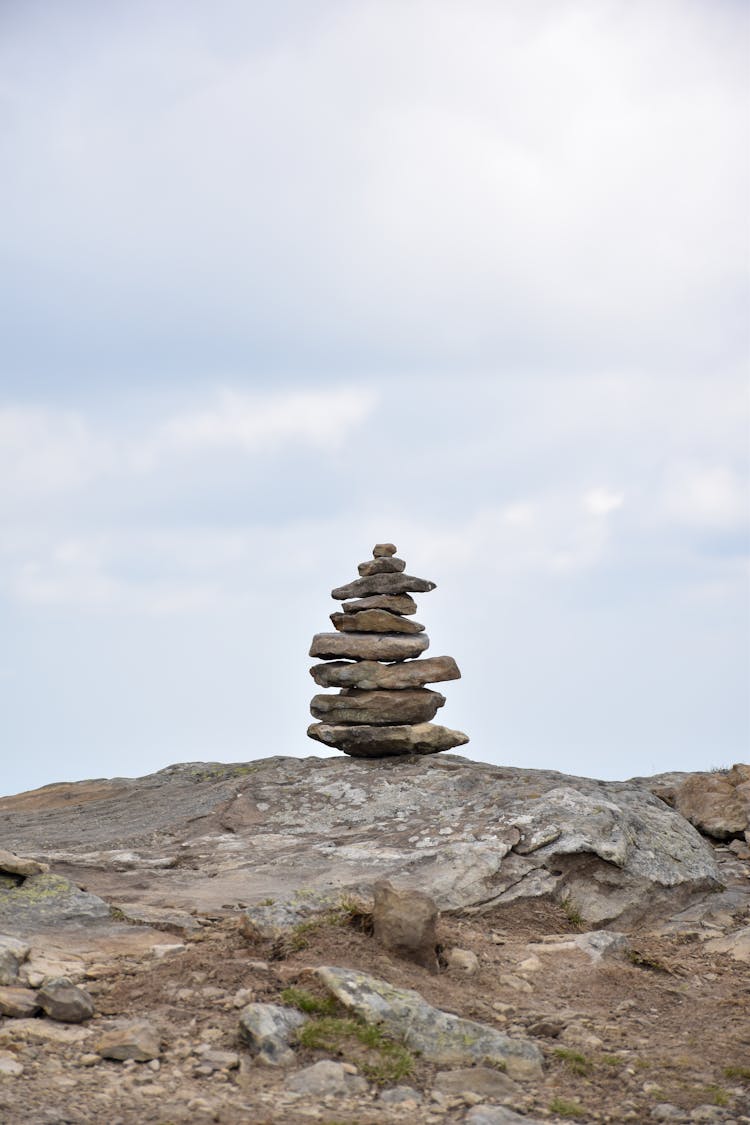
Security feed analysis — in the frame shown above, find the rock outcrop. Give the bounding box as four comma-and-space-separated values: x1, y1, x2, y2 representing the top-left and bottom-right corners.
308, 543, 469, 757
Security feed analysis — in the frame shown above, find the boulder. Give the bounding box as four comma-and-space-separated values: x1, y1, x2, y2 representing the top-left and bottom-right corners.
0, 850, 48, 877
0, 873, 110, 933
342, 594, 417, 615
37, 977, 95, 1023
315, 966, 543, 1080
309, 632, 429, 662
672, 767, 750, 841
330, 609, 424, 634
238, 1002, 306, 1066
310, 688, 445, 725
357, 557, 406, 576
310, 656, 460, 690
331, 574, 436, 600
307, 721, 470, 757
372, 880, 438, 971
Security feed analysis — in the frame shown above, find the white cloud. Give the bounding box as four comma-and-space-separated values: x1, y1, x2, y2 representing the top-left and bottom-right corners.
660, 464, 748, 530
0, 407, 111, 504
135, 387, 377, 468
584, 488, 624, 516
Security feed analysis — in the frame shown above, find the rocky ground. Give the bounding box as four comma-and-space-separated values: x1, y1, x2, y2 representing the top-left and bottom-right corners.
0, 756, 748, 1125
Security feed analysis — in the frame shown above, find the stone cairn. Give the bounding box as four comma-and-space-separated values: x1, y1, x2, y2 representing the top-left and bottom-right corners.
307, 543, 469, 758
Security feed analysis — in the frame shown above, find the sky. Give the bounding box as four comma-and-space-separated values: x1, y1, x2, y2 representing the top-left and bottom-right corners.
1, 0, 748, 796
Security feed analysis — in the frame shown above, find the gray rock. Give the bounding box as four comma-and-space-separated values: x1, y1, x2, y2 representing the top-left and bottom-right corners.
380, 1085, 423, 1104
309, 632, 429, 662
316, 966, 543, 1080
0, 1050, 23, 1077
310, 689, 445, 725
373, 543, 397, 557
0, 849, 48, 877
240, 891, 341, 940
0, 873, 110, 933
358, 556, 406, 576
307, 721, 470, 757
433, 1066, 519, 1100
651, 1107, 685, 1122
311, 655, 460, 690
0, 935, 29, 985
238, 1002, 306, 1066
342, 594, 418, 615
0, 986, 40, 1018
331, 573, 436, 600
285, 1059, 368, 1096
372, 880, 438, 970
96, 1020, 161, 1061
37, 977, 95, 1023
195, 1046, 240, 1071
330, 609, 424, 634
526, 931, 629, 963
465, 1107, 544, 1125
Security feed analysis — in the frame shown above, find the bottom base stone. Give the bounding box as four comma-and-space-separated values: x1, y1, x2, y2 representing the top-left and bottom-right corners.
306, 721, 470, 757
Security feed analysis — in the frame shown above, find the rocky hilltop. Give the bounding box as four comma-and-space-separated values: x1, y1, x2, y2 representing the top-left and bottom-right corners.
0, 756, 748, 1125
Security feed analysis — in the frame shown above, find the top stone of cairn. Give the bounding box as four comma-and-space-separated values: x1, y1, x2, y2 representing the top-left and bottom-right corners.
373, 543, 397, 557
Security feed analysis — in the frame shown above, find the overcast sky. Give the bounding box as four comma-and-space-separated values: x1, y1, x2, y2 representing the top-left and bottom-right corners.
1, 0, 748, 796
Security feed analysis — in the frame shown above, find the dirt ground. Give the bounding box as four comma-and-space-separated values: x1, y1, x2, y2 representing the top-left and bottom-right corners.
1, 897, 748, 1125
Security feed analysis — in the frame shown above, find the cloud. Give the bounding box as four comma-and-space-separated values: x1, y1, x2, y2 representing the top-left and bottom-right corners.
584, 488, 624, 517
660, 463, 748, 530
0, 406, 111, 505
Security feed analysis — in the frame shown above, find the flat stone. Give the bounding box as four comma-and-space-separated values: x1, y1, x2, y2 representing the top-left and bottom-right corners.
330, 609, 425, 635
0, 935, 29, 985
37, 977, 95, 1022
465, 1107, 544, 1125
310, 689, 445, 725
309, 632, 429, 662
0, 1017, 91, 1045
316, 966, 543, 1079
0, 850, 48, 877
342, 594, 417, 615
373, 543, 397, 556
0, 986, 40, 1018
310, 656, 461, 690
96, 1020, 161, 1061
308, 721, 469, 757
433, 1066, 519, 1100
285, 1059, 368, 1096
238, 1002, 306, 1066
331, 573, 436, 600
0, 873, 110, 932
372, 880, 439, 971
358, 556, 406, 576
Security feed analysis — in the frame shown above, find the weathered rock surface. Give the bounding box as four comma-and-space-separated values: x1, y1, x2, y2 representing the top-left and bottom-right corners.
357, 556, 406, 576
0, 986, 40, 1018
309, 632, 429, 662
285, 1059, 368, 1096
671, 766, 750, 841
37, 977, 95, 1022
310, 688, 445, 725
315, 966, 543, 1079
0, 873, 110, 933
310, 655, 460, 690
308, 722, 469, 757
238, 1002, 306, 1066
433, 1066, 519, 1100
372, 542, 397, 556
330, 609, 425, 634
342, 594, 418, 615
372, 880, 438, 970
0, 935, 29, 985
331, 573, 436, 600
96, 1020, 161, 1061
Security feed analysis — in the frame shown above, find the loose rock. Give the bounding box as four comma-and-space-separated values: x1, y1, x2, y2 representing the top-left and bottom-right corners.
433, 1066, 519, 1100
96, 1020, 161, 1061
357, 556, 406, 576
0, 1050, 23, 1077
238, 1002, 306, 1066
0, 935, 29, 985
285, 1059, 368, 1096
0, 985, 40, 1018
309, 632, 429, 662
342, 593, 418, 615
37, 977, 94, 1023
0, 849, 48, 877
373, 542, 397, 556
331, 573, 437, 600
372, 880, 439, 971
308, 721, 470, 757
330, 609, 425, 634
310, 655, 460, 690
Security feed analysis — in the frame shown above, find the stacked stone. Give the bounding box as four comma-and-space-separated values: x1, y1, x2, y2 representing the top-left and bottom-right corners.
307, 543, 469, 758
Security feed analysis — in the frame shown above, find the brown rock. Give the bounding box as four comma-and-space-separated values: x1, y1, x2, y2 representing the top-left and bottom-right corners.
372, 880, 438, 971
357, 556, 406, 576
310, 656, 460, 690
310, 688, 445, 725
373, 543, 397, 556
96, 1020, 161, 1061
0, 986, 40, 1018
432, 1066, 520, 1099
330, 610, 424, 635
307, 721, 469, 757
37, 978, 95, 1023
331, 573, 436, 601
342, 594, 418, 615
0, 850, 48, 877
309, 632, 429, 662
673, 769, 750, 840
